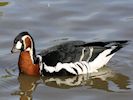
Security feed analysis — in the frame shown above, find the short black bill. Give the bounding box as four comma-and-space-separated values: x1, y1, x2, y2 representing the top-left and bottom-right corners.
11, 45, 20, 53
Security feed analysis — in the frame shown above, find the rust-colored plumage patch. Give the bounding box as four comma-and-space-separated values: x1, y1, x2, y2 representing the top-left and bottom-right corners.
25, 37, 31, 49
18, 51, 40, 76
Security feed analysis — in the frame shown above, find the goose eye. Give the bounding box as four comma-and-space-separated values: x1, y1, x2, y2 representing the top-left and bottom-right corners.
14, 40, 18, 44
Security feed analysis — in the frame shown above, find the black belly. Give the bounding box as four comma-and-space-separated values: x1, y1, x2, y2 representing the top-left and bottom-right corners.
41, 69, 75, 76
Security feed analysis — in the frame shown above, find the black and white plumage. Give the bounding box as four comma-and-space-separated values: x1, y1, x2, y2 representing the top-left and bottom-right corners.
38, 40, 129, 76
11, 32, 129, 76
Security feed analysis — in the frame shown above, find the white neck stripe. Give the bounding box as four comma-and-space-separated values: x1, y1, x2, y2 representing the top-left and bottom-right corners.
22, 35, 34, 64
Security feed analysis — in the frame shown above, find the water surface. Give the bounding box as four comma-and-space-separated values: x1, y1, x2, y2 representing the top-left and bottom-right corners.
0, 0, 133, 100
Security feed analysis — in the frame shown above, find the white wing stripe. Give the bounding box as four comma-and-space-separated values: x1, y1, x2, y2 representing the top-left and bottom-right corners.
87, 47, 93, 62
79, 48, 86, 61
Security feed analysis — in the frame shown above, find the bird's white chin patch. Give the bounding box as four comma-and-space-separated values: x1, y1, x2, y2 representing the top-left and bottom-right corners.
16, 41, 22, 49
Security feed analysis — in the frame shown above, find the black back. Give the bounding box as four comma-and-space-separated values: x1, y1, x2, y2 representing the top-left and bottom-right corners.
39, 40, 129, 66
39, 41, 106, 66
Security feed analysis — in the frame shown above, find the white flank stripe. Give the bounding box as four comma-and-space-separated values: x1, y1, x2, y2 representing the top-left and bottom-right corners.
88, 49, 115, 71
73, 63, 82, 74
75, 62, 86, 74
79, 48, 86, 61
42, 61, 90, 75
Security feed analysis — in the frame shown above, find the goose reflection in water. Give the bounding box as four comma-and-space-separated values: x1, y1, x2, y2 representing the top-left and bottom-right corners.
12, 67, 130, 100
12, 74, 40, 100
42, 67, 130, 91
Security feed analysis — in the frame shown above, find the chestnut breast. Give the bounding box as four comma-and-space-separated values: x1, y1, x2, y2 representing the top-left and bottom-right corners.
18, 51, 40, 76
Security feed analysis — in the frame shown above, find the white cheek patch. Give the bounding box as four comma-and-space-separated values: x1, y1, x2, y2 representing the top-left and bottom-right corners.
16, 41, 22, 49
